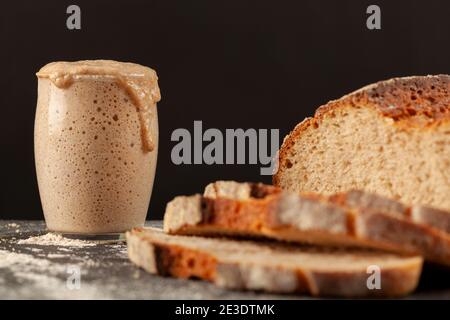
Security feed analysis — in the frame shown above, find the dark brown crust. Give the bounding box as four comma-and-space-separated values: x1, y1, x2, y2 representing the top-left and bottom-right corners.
249, 183, 281, 198
317, 75, 450, 123
153, 244, 217, 280
273, 75, 450, 186
199, 196, 279, 233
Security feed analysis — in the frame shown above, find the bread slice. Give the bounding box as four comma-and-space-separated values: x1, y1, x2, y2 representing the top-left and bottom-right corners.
330, 189, 450, 234
205, 181, 450, 235
164, 181, 450, 266
273, 75, 450, 211
126, 227, 422, 297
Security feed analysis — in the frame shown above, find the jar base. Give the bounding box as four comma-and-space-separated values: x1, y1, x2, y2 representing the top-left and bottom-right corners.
53, 231, 126, 242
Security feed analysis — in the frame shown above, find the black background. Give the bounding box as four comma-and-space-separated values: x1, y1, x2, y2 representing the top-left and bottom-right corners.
1, 0, 449, 220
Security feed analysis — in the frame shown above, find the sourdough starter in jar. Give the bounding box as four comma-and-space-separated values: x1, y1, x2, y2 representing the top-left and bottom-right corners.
34, 60, 161, 235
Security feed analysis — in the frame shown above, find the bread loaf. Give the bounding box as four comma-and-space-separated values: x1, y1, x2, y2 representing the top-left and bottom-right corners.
273, 75, 450, 210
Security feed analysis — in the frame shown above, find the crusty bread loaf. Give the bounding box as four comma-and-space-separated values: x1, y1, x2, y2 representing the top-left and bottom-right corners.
126, 227, 422, 297
164, 181, 450, 266
273, 75, 450, 210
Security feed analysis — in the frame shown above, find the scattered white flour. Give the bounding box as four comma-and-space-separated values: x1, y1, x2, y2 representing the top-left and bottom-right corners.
132, 270, 141, 279
14, 271, 62, 288
0, 249, 113, 299
80, 257, 101, 267
1, 227, 128, 299
17, 233, 97, 247
7, 223, 20, 228
0, 249, 52, 269
46, 253, 67, 258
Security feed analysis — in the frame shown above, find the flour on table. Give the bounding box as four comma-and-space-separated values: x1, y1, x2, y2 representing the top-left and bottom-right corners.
7, 223, 20, 228
0, 249, 113, 299
0, 249, 52, 269
17, 233, 97, 247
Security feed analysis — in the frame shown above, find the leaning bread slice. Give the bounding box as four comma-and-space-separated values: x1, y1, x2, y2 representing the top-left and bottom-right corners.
205, 181, 450, 235
330, 189, 450, 234
126, 227, 422, 297
164, 182, 450, 266
204, 180, 282, 199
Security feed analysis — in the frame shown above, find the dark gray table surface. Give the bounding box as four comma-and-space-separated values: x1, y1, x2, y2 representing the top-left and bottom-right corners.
1, 220, 450, 300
